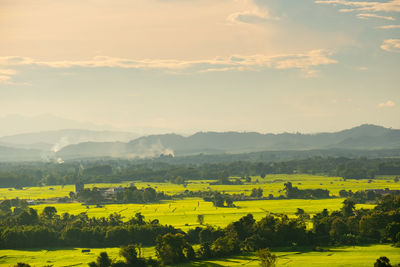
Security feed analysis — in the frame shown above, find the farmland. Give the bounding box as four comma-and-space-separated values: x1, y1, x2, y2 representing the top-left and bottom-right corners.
1, 174, 393, 230
181, 245, 400, 267
28, 198, 374, 230
2, 174, 400, 200
1, 245, 400, 266
0, 173, 399, 266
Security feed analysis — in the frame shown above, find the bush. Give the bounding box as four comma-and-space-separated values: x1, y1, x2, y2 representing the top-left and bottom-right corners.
257, 248, 277, 267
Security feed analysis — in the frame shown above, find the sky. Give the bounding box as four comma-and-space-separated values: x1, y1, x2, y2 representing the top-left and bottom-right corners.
0, 0, 399, 136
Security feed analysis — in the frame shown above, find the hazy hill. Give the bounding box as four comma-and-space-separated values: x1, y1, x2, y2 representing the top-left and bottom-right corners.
0, 129, 139, 152
54, 124, 400, 159
1, 124, 399, 161
0, 146, 43, 161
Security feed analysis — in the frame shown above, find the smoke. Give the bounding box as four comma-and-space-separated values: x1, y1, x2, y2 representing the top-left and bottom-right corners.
162, 148, 175, 157
128, 138, 175, 158
51, 136, 70, 152
57, 157, 64, 164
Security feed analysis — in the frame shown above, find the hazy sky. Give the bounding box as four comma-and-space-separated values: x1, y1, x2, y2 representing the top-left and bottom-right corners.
0, 0, 399, 135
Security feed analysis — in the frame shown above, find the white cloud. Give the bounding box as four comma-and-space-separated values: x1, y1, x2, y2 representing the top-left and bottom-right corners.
381, 39, 400, 52
0, 69, 16, 75
0, 50, 337, 76
0, 69, 17, 84
357, 13, 395, 21
378, 100, 396, 107
227, 0, 279, 24
377, 24, 400, 29
315, 0, 400, 13
339, 8, 356, 12
227, 10, 278, 24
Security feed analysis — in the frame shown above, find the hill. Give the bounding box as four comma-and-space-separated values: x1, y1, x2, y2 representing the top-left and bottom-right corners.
54, 124, 400, 160
0, 129, 139, 152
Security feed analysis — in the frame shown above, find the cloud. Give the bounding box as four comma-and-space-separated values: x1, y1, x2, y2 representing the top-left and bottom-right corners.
380, 39, 400, 52
339, 8, 356, 12
227, 10, 278, 24
227, 1, 278, 24
378, 100, 396, 107
357, 13, 396, 20
315, 1, 400, 50
315, 0, 400, 13
0, 69, 17, 84
0, 50, 337, 76
377, 24, 400, 29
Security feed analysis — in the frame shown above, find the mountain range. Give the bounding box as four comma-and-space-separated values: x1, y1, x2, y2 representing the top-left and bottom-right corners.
0, 124, 399, 161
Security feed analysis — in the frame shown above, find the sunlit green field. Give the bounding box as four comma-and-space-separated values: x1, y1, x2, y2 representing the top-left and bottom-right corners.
29, 198, 373, 231
1, 174, 399, 201
1, 245, 399, 267
180, 245, 400, 267
0, 246, 155, 267
178, 245, 400, 267
0, 174, 399, 266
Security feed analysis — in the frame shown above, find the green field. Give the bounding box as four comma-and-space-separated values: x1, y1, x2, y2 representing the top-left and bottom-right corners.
0, 246, 155, 267
29, 198, 374, 230
178, 245, 400, 267
2, 174, 399, 200
1, 245, 399, 266
0, 174, 399, 266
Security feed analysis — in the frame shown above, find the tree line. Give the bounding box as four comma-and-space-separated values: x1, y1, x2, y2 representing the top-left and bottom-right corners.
0, 201, 181, 249
74, 186, 171, 204
88, 193, 400, 266
1, 157, 400, 188
2, 193, 399, 264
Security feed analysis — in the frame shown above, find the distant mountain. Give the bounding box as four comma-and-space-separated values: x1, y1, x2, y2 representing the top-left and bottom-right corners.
0, 114, 122, 136
54, 124, 400, 160
0, 129, 139, 152
0, 124, 398, 161
56, 142, 128, 159
0, 146, 44, 162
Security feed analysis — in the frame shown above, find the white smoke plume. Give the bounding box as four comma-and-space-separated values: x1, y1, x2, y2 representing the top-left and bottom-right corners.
51, 136, 70, 152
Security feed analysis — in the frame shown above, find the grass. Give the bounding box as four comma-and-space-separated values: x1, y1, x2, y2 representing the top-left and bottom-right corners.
0, 246, 155, 267
1, 245, 399, 266
0, 174, 399, 266
30, 198, 374, 231
1, 174, 399, 200
177, 245, 400, 267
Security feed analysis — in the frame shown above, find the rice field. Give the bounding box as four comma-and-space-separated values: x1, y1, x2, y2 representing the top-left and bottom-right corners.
28, 198, 373, 231
1, 245, 399, 267
178, 245, 400, 267
0, 174, 399, 266
1, 174, 399, 201
0, 246, 155, 267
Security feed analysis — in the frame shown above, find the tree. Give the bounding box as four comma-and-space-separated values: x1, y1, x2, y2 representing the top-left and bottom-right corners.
329, 217, 348, 241
98, 252, 112, 267
119, 244, 144, 266
295, 208, 310, 220
88, 252, 112, 267
197, 214, 205, 225
155, 233, 194, 265
0, 200, 12, 215
251, 188, 263, 198
217, 171, 230, 185
374, 256, 392, 267
341, 199, 355, 217
257, 248, 277, 267
339, 190, 348, 198
41, 206, 57, 219
143, 188, 157, 202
